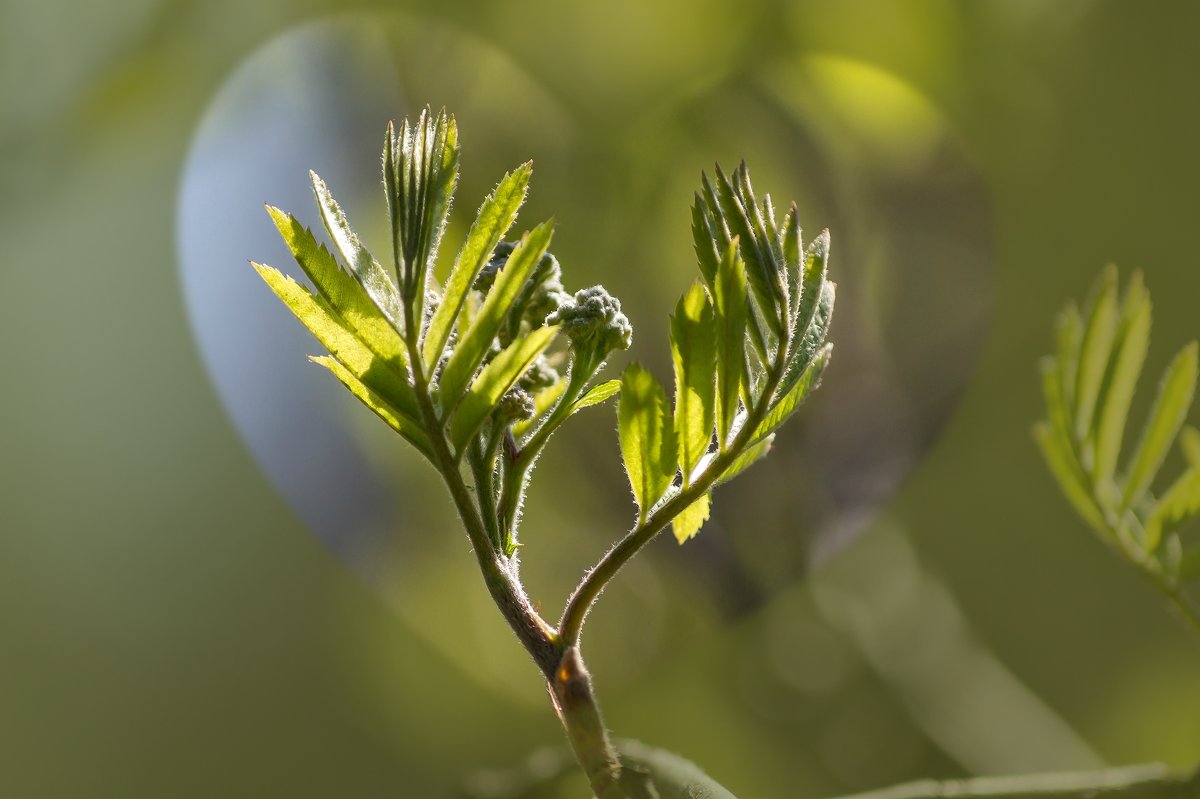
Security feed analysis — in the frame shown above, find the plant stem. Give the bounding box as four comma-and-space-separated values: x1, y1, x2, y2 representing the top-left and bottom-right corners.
403, 308, 559, 676
558, 357, 786, 646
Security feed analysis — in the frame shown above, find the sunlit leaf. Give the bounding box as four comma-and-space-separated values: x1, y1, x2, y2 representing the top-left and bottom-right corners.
619, 364, 677, 522
1143, 467, 1200, 554
309, 356, 433, 461
1036, 356, 1108, 533
690, 195, 721, 288
439, 222, 554, 411
670, 282, 717, 484
1092, 271, 1151, 485
712, 163, 783, 334
251, 262, 420, 421
782, 202, 802, 323
308, 172, 405, 331
1120, 341, 1199, 509
266, 207, 408, 369
449, 325, 559, 452
1073, 264, 1119, 441
572, 379, 621, 411
713, 239, 748, 448
754, 343, 831, 443
422, 163, 531, 367
781, 270, 834, 399
672, 493, 711, 544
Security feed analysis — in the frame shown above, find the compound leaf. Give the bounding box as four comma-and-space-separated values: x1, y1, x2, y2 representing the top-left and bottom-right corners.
1121, 341, 1198, 510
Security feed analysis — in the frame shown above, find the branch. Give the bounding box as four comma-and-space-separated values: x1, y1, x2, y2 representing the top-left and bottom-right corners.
828, 764, 1200, 799
557, 355, 787, 646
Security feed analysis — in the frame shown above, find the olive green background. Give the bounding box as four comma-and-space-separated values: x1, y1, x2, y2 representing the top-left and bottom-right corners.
3, 1, 1199, 797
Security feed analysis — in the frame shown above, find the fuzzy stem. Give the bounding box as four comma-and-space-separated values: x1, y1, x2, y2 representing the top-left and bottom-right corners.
558, 354, 787, 647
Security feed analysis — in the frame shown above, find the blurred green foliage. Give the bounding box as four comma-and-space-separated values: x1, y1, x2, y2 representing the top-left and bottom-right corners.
3, 1, 1200, 797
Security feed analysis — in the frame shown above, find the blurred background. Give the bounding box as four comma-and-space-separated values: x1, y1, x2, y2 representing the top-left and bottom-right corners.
3, 1, 1200, 796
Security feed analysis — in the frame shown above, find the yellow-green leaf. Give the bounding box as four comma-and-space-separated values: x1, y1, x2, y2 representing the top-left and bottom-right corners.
1121, 341, 1198, 509
439, 221, 554, 411
309, 356, 433, 461
251, 262, 420, 421
1092, 271, 1151, 485
449, 325, 559, 452
1073, 264, 1119, 440
673, 493, 711, 543
619, 364, 678, 522
755, 343, 831, 443
308, 172, 405, 331
266, 207, 407, 368
1033, 422, 1108, 535
572, 379, 621, 411
670, 281, 717, 484
422, 163, 531, 367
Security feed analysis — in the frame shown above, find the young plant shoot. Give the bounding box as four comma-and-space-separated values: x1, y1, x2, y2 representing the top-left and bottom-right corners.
252, 108, 833, 797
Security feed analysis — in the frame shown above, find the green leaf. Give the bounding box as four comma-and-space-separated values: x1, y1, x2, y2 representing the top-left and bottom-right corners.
782, 202, 802, 323
1034, 421, 1108, 534
1143, 467, 1200, 554
754, 343, 831, 443
251, 262, 420, 421
717, 435, 773, 485
1121, 341, 1199, 509
781, 267, 834, 399
439, 221, 555, 412
1073, 264, 1119, 441
619, 364, 678, 522
1036, 357, 1108, 533
670, 282, 717, 484
673, 493, 711, 544
308, 172, 405, 332
1181, 425, 1200, 466
690, 195, 721, 287
712, 163, 784, 334
713, 239, 748, 448
449, 325, 560, 452
422, 163, 532, 367
1092, 271, 1152, 485
309, 356, 433, 461
265, 207, 409, 370
572, 379, 622, 411
386, 109, 460, 312
790, 229, 829, 349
